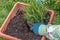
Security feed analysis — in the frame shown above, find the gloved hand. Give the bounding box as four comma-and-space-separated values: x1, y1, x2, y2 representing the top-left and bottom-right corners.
30, 21, 44, 35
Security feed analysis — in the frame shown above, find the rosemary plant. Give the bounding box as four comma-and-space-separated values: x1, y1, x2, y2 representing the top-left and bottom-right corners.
24, 0, 47, 24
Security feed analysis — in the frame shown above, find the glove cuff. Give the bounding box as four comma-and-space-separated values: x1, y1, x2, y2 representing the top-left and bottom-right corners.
31, 21, 44, 34
38, 24, 47, 35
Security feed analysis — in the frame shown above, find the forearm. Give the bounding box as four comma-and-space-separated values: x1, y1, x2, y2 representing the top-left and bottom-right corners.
38, 24, 60, 40
31, 21, 60, 40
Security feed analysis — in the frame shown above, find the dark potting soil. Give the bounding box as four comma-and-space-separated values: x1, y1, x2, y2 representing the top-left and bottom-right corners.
3, 10, 42, 40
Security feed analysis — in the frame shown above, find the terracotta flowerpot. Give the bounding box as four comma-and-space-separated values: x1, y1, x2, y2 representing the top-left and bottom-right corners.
0, 2, 28, 40
41, 10, 54, 40
0, 2, 54, 40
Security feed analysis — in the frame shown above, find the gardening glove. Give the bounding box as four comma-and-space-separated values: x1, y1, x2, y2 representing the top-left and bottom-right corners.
30, 21, 44, 35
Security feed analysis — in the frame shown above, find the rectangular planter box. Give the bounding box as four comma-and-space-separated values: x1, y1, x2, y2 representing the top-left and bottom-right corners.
0, 2, 54, 40
0, 2, 28, 40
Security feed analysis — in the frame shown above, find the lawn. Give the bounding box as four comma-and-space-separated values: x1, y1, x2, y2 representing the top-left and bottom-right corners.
0, 0, 60, 40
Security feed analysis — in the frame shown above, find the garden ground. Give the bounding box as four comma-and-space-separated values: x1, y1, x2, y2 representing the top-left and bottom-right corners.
0, 0, 60, 40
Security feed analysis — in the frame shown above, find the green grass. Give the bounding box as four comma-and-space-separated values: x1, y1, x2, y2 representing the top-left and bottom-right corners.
24, 0, 46, 24
44, 0, 60, 24
24, 0, 60, 25
0, 0, 60, 40
0, 37, 7, 40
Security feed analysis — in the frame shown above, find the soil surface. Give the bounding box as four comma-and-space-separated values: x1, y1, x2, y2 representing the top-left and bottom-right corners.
3, 9, 42, 40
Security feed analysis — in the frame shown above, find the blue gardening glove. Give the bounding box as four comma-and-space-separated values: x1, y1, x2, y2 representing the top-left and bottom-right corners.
31, 21, 44, 35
